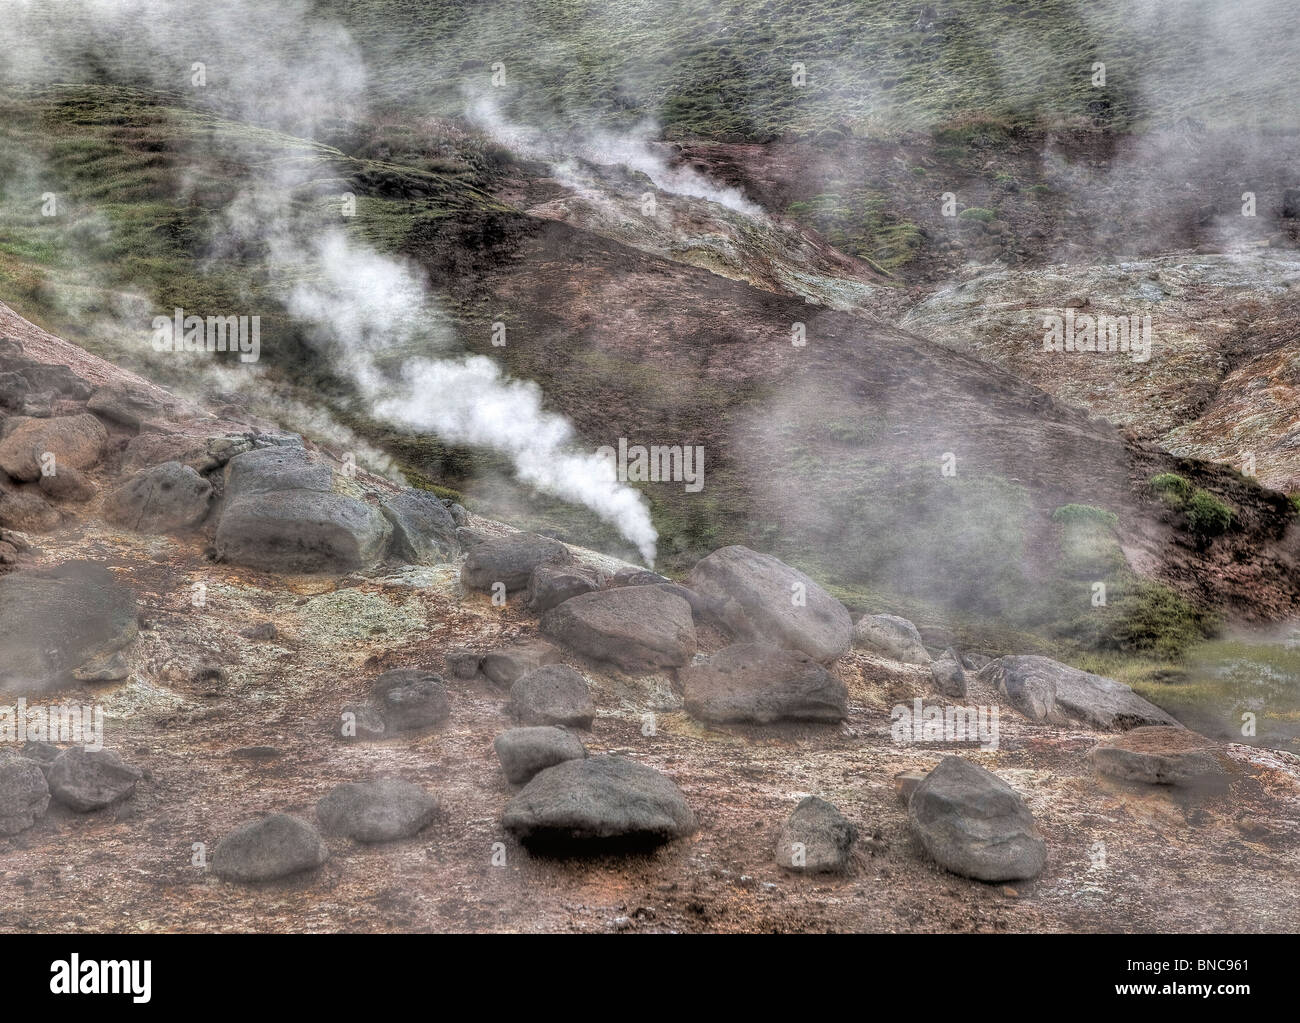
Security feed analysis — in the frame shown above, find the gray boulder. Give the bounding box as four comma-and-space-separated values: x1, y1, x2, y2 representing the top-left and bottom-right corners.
978, 655, 1178, 730
0, 751, 50, 836
38, 465, 96, 503
526, 563, 600, 613
503, 756, 696, 850
86, 381, 175, 429
212, 813, 328, 882
0, 487, 60, 532
510, 664, 595, 728
47, 748, 142, 811
104, 461, 212, 533
460, 530, 573, 592
381, 488, 459, 564
0, 562, 138, 694
681, 643, 848, 724
215, 447, 390, 573
854, 614, 931, 664
541, 585, 696, 671
775, 796, 856, 873
0, 414, 106, 480
931, 648, 967, 697
1088, 726, 1227, 788
494, 726, 586, 784
688, 546, 851, 662
371, 668, 450, 733
908, 756, 1046, 882
315, 778, 438, 842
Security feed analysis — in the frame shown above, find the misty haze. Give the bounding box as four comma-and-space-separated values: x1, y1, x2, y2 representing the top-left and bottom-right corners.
0, 0, 1299, 967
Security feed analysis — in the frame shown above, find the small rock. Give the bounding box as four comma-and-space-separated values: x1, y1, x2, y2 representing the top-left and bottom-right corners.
853, 614, 931, 664
316, 778, 438, 842
0, 751, 50, 836
931, 648, 967, 697
46, 748, 142, 812
503, 756, 696, 850
510, 664, 595, 729
908, 756, 1046, 882
444, 648, 482, 680
371, 668, 450, 732
494, 726, 587, 784
239, 621, 278, 641
212, 813, 328, 882
775, 796, 856, 873
894, 769, 928, 803
340, 703, 386, 741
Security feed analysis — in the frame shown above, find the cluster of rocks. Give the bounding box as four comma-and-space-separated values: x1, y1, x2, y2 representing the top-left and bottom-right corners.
0, 346, 1231, 894
0, 745, 142, 837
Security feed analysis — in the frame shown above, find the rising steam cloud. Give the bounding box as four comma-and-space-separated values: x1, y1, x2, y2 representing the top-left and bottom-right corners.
281, 234, 659, 564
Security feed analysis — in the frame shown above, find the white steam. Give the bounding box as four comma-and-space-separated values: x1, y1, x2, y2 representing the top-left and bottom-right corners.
466, 94, 762, 217
281, 234, 659, 564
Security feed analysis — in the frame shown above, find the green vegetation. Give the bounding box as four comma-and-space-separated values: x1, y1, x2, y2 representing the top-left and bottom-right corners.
1186, 490, 1234, 538
1150, 471, 1193, 503
786, 191, 921, 270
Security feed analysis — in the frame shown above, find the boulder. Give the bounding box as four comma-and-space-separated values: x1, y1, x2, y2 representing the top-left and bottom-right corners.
1088, 726, 1228, 788
104, 461, 212, 533
681, 643, 848, 724
0, 488, 60, 532
122, 432, 252, 475
526, 563, 600, 613
0, 562, 138, 693
503, 756, 696, 850
687, 546, 851, 662
541, 586, 696, 671
775, 795, 856, 873
494, 726, 586, 784
931, 648, 967, 698
978, 655, 1178, 730
212, 813, 328, 882
381, 488, 459, 564
86, 381, 175, 429
908, 756, 1046, 882
0, 751, 50, 836
371, 668, 450, 733
46, 748, 142, 811
37, 465, 95, 503
215, 447, 391, 573
854, 614, 931, 665
340, 702, 387, 742
510, 664, 595, 729
444, 648, 482, 680
460, 530, 572, 592
315, 778, 438, 842
894, 769, 928, 803
481, 641, 562, 688
0, 414, 106, 480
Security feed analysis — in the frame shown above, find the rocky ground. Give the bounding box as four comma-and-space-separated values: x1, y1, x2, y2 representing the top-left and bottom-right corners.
2, 305, 1299, 933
